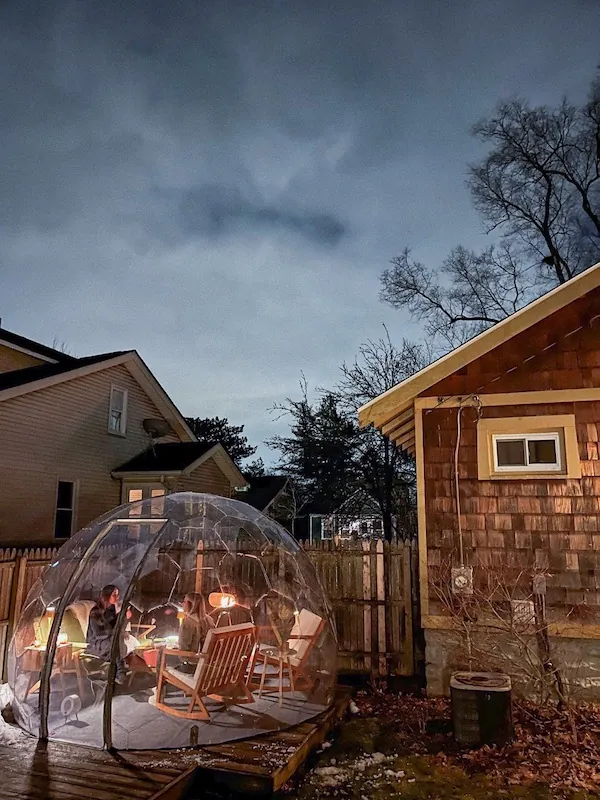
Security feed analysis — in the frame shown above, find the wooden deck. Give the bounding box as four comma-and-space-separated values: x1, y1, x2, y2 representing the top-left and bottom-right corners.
0, 688, 351, 799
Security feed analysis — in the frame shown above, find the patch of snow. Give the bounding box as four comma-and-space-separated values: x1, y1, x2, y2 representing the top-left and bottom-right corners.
0, 683, 23, 746
349, 700, 360, 714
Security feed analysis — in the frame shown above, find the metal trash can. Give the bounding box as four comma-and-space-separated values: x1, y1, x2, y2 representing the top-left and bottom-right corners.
450, 671, 513, 747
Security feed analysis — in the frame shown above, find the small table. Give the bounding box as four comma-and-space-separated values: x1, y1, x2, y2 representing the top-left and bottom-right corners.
22, 643, 85, 700
256, 646, 296, 707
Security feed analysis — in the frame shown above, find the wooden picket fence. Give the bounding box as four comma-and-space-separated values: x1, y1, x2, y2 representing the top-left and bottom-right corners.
0, 547, 59, 681
0, 539, 417, 681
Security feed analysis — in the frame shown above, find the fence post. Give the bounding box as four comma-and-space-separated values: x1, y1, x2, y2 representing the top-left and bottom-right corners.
402, 541, 414, 676
12, 550, 30, 625
376, 539, 386, 676
362, 540, 372, 677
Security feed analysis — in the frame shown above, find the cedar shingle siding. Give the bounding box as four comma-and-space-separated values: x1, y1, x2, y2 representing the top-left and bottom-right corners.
422, 291, 600, 618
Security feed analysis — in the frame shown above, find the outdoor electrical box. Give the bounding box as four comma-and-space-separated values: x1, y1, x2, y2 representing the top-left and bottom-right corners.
450, 566, 473, 595
450, 672, 513, 747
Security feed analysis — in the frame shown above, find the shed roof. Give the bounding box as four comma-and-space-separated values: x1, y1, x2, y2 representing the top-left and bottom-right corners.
358, 260, 600, 453
112, 441, 249, 488
113, 442, 218, 473
236, 476, 289, 512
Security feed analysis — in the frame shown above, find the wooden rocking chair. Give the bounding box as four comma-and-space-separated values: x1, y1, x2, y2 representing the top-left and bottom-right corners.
155, 622, 257, 721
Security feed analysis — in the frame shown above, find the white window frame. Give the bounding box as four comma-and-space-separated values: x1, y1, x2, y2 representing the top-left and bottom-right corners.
108, 385, 128, 436
492, 432, 562, 473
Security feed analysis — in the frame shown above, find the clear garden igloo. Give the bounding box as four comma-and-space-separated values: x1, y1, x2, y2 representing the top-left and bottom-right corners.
8, 493, 337, 750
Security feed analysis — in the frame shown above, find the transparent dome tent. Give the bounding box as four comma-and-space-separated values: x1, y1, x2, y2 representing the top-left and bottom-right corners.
8, 493, 337, 750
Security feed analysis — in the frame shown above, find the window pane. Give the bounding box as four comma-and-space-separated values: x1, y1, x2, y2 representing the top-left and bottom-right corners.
111, 389, 125, 411
151, 489, 166, 498
109, 410, 122, 432
528, 438, 557, 465
56, 481, 74, 509
128, 489, 143, 502
496, 439, 526, 466
54, 509, 73, 538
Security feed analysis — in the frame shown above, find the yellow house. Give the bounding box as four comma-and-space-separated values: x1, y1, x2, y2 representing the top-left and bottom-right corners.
0, 327, 247, 546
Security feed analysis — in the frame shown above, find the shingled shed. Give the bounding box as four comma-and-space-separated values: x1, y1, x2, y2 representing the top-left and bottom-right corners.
359, 261, 600, 696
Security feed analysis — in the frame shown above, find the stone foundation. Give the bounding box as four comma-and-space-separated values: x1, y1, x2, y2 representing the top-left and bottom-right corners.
425, 628, 600, 700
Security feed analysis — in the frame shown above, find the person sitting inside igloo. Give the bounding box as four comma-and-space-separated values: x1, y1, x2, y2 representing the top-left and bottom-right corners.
86, 584, 146, 684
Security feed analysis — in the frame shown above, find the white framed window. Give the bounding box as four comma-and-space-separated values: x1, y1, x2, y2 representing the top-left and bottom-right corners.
108, 386, 128, 436
492, 432, 562, 473
54, 480, 77, 539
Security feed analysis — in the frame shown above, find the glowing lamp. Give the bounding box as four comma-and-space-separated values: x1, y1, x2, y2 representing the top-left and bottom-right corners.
208, 592, 236, 610
58, 632, 68, 645
34, 639, 41, 648
47, 605, 56, 619
177, 607, 184, 625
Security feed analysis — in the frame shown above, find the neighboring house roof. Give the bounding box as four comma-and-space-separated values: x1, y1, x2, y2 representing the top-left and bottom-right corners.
299, 488, 381, 518
0, 352, 127, 391
112, 441, 248, 488
0, 327, 77, 364
237, 475, 290, 512
0, 348, 196, 443
358, 260, 600, 452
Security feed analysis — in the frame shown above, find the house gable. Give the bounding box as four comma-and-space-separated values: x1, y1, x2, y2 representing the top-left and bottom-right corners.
0, 363, 184, 545
0, 343, 47, 373
358, 261, 600, 453
426, 285, 600, 399
0, 327, 75, 370
0, 350, 195, 443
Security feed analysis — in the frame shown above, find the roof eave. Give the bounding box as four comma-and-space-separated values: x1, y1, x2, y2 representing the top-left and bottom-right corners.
111, 469, 184, 478
359, 260, 600, 432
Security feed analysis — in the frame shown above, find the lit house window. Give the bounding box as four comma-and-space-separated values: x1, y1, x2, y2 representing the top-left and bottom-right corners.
493, 433, 561, 472
54, 481, 76, 539
477, 414, 581, 480
126, 486, 166, 516
108, 386, 128, 435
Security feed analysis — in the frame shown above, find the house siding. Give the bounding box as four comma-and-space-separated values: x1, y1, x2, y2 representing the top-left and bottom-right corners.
0, 364, 180, 545
418, 294, 600, 695
0, 344, 46, 373
423, 400, 600, 617
174, 458, 233, 497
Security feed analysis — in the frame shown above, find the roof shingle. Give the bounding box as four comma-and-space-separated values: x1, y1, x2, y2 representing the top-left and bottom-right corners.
113, 442, 219, 474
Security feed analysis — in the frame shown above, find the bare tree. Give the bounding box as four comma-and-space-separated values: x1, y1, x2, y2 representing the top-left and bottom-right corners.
381, 71, 600, 350
470, 79, 600, 283
335, 328, 430, 540
381, 244, 538, 349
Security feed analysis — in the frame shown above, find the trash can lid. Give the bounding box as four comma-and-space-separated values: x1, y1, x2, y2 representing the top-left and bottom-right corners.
450, 671, 511, 692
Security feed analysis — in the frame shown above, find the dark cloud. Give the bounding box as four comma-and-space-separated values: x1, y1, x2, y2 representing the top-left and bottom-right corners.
177, 184, 346, 245
1, 0, 600, 464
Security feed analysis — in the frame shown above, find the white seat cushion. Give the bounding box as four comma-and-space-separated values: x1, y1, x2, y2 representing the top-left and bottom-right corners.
165, 665, 197, 689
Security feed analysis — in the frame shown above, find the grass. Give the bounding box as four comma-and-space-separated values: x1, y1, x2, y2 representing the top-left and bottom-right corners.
281, 710, 600, 800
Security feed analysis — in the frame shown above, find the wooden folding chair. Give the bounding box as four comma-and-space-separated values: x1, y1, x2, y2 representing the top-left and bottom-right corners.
155, 622, 257, 721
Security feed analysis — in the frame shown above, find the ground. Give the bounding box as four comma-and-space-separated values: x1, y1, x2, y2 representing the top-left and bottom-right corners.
277, 689, 600, 800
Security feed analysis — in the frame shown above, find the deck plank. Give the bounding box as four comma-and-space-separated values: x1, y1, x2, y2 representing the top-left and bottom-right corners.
0, 687, 352, 799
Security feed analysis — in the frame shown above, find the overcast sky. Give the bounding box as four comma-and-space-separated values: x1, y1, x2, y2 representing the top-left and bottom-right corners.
2, 0, 599, 465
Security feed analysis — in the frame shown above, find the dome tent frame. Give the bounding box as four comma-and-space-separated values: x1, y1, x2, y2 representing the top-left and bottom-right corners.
11, 493, 337, 751
39, 516, 168, 746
